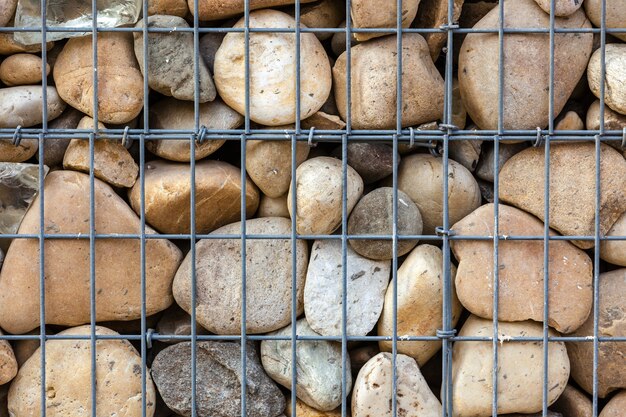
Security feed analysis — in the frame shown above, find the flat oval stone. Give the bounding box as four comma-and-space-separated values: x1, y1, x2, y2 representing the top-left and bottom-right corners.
585, 0, 626, 42
192, 0, 316, 21
173, 217, 308, 334
128, 159, 259, 234
0, 53, 49, 86
0, 86, 65, 128
0, 170, 183, 334
285, 397, 341, 417
601, 212, 626, 267
350, 0, 420, 42
600, 391, 626, 417
0, 330, 17, 385
304, 239, 390, 336
261, 319, 351, 411
588, 44, 626, 115
0, 139, 38, 163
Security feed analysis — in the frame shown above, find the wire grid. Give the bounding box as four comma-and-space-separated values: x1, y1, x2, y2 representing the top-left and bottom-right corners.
0, 0, 624, 416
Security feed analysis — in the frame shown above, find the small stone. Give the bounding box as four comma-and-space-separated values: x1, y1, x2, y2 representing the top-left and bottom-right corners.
261, 318, 351, 411
12, 328, 44, 367
448, 139, 482, 172
552, 385, 593, 417
600, 391, 626, 417
601, 211, 626, 266
588, 44, 626, 115
475, 142, 529, 182
413, 0, 464, 60
134, 15, 216, 102
477, 178, 494, 203
156, 304, 209, 343
0, 53, 49, 86
452, 316, 570, 417
585, 0, 626, 42
192, 0, 316, 21
148, 0, 188, 16
586, 99, 626, 131
452, 203, 593, 333
284, 397, 341, 417
0, 138, 38, 163
348, 187, 423, 260
534, 0, 583, 16
378, 244, 462, 365
499, 143, 626, 249
301, 111, 346, 130
330, 21, 360, 58
128, 159, 259, 234
330, 143, 398, 185
567, 268, 626, 398
0, 34, 53, 55
8, 325, 156, 417
349, 344, 379, 375
0, 163, 47, 235
0, 330, 17, 385
0, 86, 65, 129
0, 0, 16, 26
304, 239, 390, 336
350, 0, 420, 41
37, 107, 83, 167
352, 352, 442, 417
257, 193, 290, 218
284, 0, 345, 41
555, 110, 584, 130
199, 32, 225, 70
173, 217, 308, 334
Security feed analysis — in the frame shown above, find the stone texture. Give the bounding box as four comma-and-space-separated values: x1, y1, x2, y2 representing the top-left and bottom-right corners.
602, 211, 626, 266
378, 244, 462, 365
304, 239, 390, 336
53, 32, 144, 124
288, 156, 364, 235
0, 330, 17, 385
173, 217, 308, 334
257, 193, 289, 218
588, 44, 626, 115
199, 32, 224, 70
552, 385, 593, 417
599, 391, 626, 417
499, 142, 626, 249
284, 397, 341, 417
12, 328, 44, 367
301, 111, 346, 130
451, 203, 593, 333
0, 170, 183, 334
348, 187, 423, 260
459, 0, 592, 130
285, 0, 345, 41
0, 163, 47, 235
452, 316, 570, 417
261, 319, 351, 411
214, 10, 332, 126
351, 0, 420, 41
0, 86, 65, 128
349, 345, 379, 375
585, 0, 626, 42
37, 107, 83, 167
449, 139, 482, 172
8, 325, 156, 417
0, 0, 16, 26
0, 138, 38, 163
586, 99, 626, 131
555, 110, 585, 130
475, 142, 529, 182
352, 352, 442, 417
128, 159, 259, 234
156, 304, 209, 343
0, 34, 52, 55
413, 0, 464, 60
134, 15, 215, 102
334, 34, 444, 129
0, 53, 49, 86
148, 0, 188, 16
153, 341, 285, 417
330, 143, 398, 185
567, 268, 626, 398
534, 0, 583, 16
192, 0, 316, 20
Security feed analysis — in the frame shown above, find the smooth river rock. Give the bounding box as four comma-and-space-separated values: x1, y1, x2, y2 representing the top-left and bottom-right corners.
192, 0, 316, 20
0, 53, 49, 86
602, 212, 626, 266
304, 239, 390, 336
586, 99, 626, 131
534, 0, 583, 16
331, 143, 398, 184
38, 107, 83, 167
585, 0, 626, 42
475, 142, 529, 182
173, 217, 308, 334
413, 0, 465, 60
0, 86, 65, 129
257, 193, 290, 218
0, 170, 183, 334
588, 44, 626, 115
600, 391, 626, 417
148, 0, 188, 16
350, 0, 420, 41
261, 319, 351, 411
0, 0, 16, 26
285, 397, 341, 417
552, 385, 593, 417
0, 330, 17, 385
0, 138, 38, 163
452, 316, 570, 417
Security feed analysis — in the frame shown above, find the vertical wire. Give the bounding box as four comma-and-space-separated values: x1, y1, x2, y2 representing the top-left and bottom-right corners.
88, 130, 97, 417
142, 0, 149, 133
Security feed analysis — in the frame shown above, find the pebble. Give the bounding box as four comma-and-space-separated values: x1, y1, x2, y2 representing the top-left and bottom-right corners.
301, 111, 346, 130
585, 0, 626, 42
350, 0, 420, 41
459, 0, 592, 130
0, 54, 49, 86
128, 159, 259, 234
148, 0, 188, 16
193, 0, 316, 20
173, 217, 308, 334
214, 10, 332, 126
8, 325, 156, 417
257, 193, 290, 218
333, 34, 444, 129
152, 341, 285, 417
588, 44, 626, 115
261, 318, 351, 411
0, 138, 38, 163
199, 32, 225, 70
304, 239, 390, 336
349, 344, 379, 375
600, 391, 626, 417
555, 110, 585, 130
53, 32, 144, 124
452, 316, 570, 416
452, 203, 593, 333
0, 163, 46, 235
378, 244, 462, 365
352, 352, 442, 417
475, 142, 529, 182
499, 142, 626, 249
602, 212, 626, 266
37, 107, 83, 167
288, 156, 363, 235
534, 0, 583, 16
448, 139, 482, 172
286, 0, 345, 41
284, 397, 341, 417
413, 0, 465, 60
348, 187, 422, 260
0, 330, 17, 385
330, 143, 398, 185
567, 268, 626, 398
0, 86, 65, 129
0, 170, 183, 334
134, 15, 216, 102
552, 385, 593, 417
586, 99, 626, 130
0, 0, 16, 26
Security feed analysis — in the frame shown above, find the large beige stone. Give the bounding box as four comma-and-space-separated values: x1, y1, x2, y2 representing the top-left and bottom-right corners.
588, 44, 626, 115
378, 244, 462, 365
0, 170, 183, 334
451, 203, 593, 333
8, 325, 156, 417
567, 268, 626, 398
192, 0, 316, 20
585, 0, 626, 42
602, 211, 626, 266
128, 159, 259, 235
0, 330, 17, 385
499, 143, 626, 249
351, 0, 421, 41
599, 391, 626, 417
459, 0, 592, 130
452, 316, 570, 417
552, 385, 593, 417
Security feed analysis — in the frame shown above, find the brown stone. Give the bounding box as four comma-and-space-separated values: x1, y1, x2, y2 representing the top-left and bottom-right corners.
499, 143, 626, 249
0, 170, 183, 334
475, 142, 528, 182
0, 139, 38, 163
192, 0, 316, 20
37, 107, 83, 168
284, 397, 341, 417
448, 139, 482, 172
156, 304, 209, 343
257, 194, 289, 218
148, 0, 188, 16
129, 159, 259, 234
552, 385, 593, 417
0, 0, 16, 26
585, 0, 626, 42
602, 211, 626, 267
330, 143, 398, 185
0, 53, 49, 86
0, 330, 17, 385
413, 0, 464, 61
534, 0, 583, 16
599, 391, 626, 417
284, 0, 345, 41
351, 0, 420, 41
0, 34, 52, 55
586, 99, 626, 130
301, 111, 346, 130
555, 110, 584, 130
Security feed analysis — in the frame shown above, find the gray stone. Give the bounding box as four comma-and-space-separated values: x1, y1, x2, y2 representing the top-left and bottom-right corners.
199, 32, 225, 71
330, 143, 398, 184
261, 319, 351, 412
37, 107, 83, 168
0, 163, 48, 235
475, 142, 529, 182
449, 139, 482, 172
0, 86, 65, 128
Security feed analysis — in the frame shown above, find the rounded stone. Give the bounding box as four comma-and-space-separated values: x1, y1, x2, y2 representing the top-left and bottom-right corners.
0, 330, 17, 385
0, 54, 49, 86
552, 385, 593, 417
348, 187, 422, 260
588, 44, 626, 115
534, 0, 583, 16
586, 99, 626, 130
285, 397, 341, 417
0, 86, 65, 129
0, 139, 38, 163
192, 0, 316, 21
330, 143, 398, 185
257, 194, 290, 218
599, 391, 626, 417
37, 107, 83, 167
601, 212, 626, 267
214, 9, 332, 126
350, 0, 420, 42
148, 0, 188, 16
286, 0, 345, 41
0, 0, 17, 26
585, 0, 626, 42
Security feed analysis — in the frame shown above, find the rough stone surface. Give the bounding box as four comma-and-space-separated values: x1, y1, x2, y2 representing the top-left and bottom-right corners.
586, 99, 626, 131
351, 0, 420, 41
452, 316, 570, 417
0, 53, 49, 86
602, 211, 626, 266
0, 170, 183, 334
304, 239, 390, 336
567, 268, 626, 398
152, 341, 285, 417
552, 385, 593, 417
37, 107, 83, 167
173, 217, 308, 334
499, 143, 626, 249
585, 0, 626, 42
0, 86, 65, 129
301, 111, 346, 130
459, 0, 592, 130
599, 391, 626, 417
334, 34, 444, 129
288, 156, 363, 235
284, 397, 341, 417
257, 193, 289, 218
0, 162, 47, 235
134, 15, 215, 102
261, 319, 351, 411
348, 187, 422, 260
214, 10, 332, 126
0, 0, 16, 26
330, 143, 397, 184
193, 0, 316, 20
588, 44, 626, 115
148, 0, 188, 16
8, 325, 156, 417
53, 32, 144, 124
128, 159, 258, 234
475, 142, 529, 182
0, 330, 17, 385
352, 352, 442, 417
413, 0, 464, 60
378, 245, 462, 365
